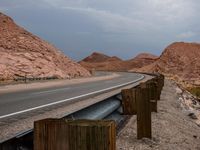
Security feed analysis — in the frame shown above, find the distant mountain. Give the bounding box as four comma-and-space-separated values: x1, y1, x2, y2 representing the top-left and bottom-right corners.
136, 42, 200, 87
79, 52, 158, 71
126, 53, 158, 69
79, 52, 126, 71
81, 52, 112, 63
0, 12, 90, 81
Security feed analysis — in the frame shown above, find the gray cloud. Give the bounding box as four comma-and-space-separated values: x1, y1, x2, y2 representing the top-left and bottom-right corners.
176, 31, 196, 39
1, 0, 200, 60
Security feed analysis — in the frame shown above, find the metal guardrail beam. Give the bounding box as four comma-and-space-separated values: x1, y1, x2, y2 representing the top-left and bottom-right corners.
66, 98, 121, 120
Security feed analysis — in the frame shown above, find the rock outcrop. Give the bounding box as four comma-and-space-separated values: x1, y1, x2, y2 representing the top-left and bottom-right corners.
136, 42, 200, 87
0, 12, 90, 81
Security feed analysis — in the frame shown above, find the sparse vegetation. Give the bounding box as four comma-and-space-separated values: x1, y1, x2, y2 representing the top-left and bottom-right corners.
188, 87, 200, 98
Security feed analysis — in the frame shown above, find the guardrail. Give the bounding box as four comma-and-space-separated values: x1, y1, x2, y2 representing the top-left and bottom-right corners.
14, 76, 58, 82
0, 73, 165, 150
0, 76, 59, 86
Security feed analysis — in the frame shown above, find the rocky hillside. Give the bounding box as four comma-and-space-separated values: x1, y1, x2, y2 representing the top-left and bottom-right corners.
0, 12, 90, 81
136, 42, 200, 87
79, 52, 158, 71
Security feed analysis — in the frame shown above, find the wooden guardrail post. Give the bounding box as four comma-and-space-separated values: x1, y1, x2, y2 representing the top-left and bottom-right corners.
161, 74, 165, 89
121, 89, 137, 115
136, 83, 152, 139
34, 119, 69, 150
152, 77, 161, 100
147, 81, 158, 112
66, 120, 116, 150
156, 73, 165, 96
34, 119, 116, 150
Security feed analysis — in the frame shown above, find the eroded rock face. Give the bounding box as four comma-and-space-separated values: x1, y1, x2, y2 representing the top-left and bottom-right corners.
137, 42, 200, 87
79, 52, 158, 71
0, 12, 90, 80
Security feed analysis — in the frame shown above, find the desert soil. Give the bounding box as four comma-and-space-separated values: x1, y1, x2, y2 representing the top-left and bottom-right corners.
117, 79, 200, 150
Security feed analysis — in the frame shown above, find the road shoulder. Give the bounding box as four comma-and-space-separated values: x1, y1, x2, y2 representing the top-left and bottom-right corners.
117, 79, 200, 150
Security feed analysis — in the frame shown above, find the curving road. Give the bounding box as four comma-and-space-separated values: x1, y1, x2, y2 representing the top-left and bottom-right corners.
0, 72, 144, 119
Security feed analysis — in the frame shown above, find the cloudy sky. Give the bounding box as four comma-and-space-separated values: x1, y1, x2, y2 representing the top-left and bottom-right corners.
1, 0, 200, 60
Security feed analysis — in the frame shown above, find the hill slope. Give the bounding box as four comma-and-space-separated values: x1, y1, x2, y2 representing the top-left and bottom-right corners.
0, 12, 90, 81
136, 42, 200, 86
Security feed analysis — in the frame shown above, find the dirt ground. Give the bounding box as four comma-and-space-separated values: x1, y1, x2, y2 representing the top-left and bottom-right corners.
117, 79, 200, 150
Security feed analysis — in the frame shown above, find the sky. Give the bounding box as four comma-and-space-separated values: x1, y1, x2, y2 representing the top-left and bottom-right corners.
0, 0, 200, 61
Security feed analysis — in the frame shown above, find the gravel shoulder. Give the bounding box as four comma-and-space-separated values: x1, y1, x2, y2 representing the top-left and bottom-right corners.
117, 79, 200, 150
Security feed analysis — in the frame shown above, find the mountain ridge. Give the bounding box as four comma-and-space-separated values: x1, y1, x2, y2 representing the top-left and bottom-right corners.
79, 51, 158, 71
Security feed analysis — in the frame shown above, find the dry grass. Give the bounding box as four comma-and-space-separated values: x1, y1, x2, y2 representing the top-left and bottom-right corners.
188, 87, 200, 98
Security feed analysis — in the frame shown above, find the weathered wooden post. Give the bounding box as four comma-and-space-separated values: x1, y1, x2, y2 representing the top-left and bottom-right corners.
121, 88, 137, 115
152, 77, 161, 101
159, 76, 162, 92
160, 74, 165, 89
136, 83, 152, 139
66, 120, 116, 150
34, 119, 116, 150
157, 73, 165, 95
89, 68, 95, 76
147, 80, 158, 112
34, 119, 69, 150
24, 73, 27, 83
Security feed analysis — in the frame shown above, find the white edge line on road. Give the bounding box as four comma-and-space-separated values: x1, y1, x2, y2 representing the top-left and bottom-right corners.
0, 75, 144, 119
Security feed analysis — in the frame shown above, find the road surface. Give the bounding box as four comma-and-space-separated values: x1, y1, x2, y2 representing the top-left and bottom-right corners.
0, 72, 144, 119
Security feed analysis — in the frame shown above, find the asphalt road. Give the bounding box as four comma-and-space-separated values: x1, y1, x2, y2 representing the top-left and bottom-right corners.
0, 72, 144, 119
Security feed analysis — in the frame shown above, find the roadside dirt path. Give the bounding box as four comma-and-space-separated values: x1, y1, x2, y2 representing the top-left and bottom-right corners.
117, 79, 200, 150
